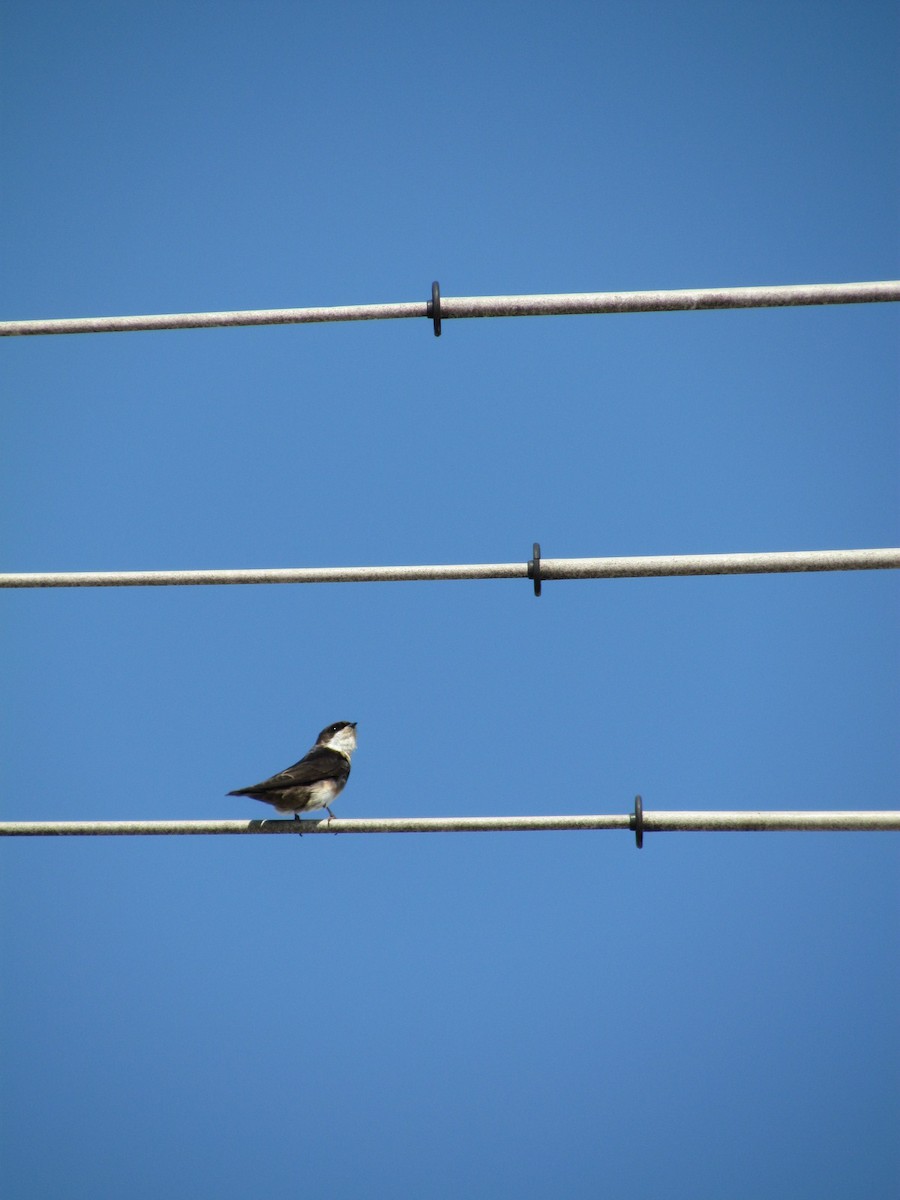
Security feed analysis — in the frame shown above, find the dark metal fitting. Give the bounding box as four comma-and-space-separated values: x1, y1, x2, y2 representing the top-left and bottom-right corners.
527, 542, 542, 597
427, 280, 441, 337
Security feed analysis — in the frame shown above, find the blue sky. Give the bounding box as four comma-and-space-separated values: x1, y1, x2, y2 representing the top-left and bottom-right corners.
1, 3, 898, 1197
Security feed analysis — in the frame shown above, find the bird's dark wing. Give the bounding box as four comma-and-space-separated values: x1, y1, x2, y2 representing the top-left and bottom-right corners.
229, 746, 349, 795
266, 747, 350, 787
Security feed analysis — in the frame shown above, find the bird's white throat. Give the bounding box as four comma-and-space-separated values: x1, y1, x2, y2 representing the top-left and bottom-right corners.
322, 725, 357, 757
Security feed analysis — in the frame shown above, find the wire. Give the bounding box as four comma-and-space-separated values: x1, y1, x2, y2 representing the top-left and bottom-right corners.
1, 812, 898, 836
2, 548, 897, 590
2, 280, 897, 337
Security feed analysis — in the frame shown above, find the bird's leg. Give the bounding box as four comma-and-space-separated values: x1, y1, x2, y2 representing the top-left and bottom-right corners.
293, 813, 303, 837
326, 807, 335, 821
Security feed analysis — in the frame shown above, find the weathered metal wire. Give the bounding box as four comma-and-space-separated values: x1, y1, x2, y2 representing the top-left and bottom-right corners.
2, 811, 898, 837
2, 280, 897, 337
2, 548, 898, 590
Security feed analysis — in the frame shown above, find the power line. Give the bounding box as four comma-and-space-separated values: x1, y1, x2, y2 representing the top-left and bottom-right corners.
2, 547, 897, 590
1, 811, 897, 837
1, 279, 898, 338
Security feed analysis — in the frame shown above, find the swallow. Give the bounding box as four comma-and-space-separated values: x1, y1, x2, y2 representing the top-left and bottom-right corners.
228, 721, 357, 820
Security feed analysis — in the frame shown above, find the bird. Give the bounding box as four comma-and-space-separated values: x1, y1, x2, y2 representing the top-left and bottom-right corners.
228, 721, 357, 820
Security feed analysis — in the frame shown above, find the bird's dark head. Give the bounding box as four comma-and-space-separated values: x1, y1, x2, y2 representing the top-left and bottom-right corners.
316, 721, 357, 755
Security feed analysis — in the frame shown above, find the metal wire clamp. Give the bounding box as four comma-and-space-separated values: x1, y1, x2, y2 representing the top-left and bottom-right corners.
527, 542, 542, 597
427, 280, 441, 336
631, 795, 645, 849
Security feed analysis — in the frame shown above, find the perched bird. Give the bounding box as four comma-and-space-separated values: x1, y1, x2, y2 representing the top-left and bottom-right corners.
228, 721, 357, 820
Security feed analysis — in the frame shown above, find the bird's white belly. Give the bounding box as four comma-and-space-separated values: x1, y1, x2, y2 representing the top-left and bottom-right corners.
302, 779, 342, 810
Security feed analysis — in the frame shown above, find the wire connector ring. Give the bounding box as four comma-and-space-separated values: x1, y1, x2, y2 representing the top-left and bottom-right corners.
631, 795, 644, 849
427, 280, 441, 337
527, 542, 542, 597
